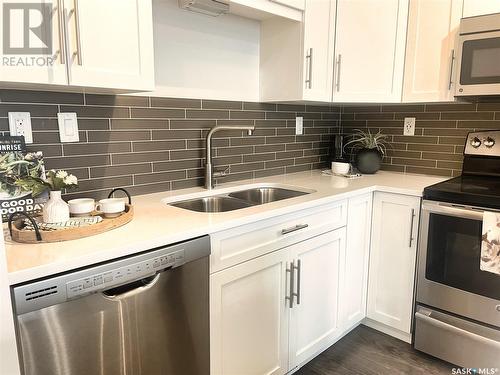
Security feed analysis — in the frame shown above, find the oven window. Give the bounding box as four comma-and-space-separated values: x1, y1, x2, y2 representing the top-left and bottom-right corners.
426, 213, 500, 300
460, 37, 500, 85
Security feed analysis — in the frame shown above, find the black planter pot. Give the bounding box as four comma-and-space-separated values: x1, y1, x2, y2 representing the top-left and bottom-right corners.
355, 148, 382, 174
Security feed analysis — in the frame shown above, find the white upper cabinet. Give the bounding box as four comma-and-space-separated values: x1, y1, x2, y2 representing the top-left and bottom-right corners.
403, 0, 463, 102
302, 0, 336, 101
260, 0, 335, 102
462, 0, 500, 17
333, 0, 409, 102
367, 192, 420, 342
270, 0, 306, 10
0, 0, 67, 86
231, 0, 303, 21
0, 0, 154, 92
64, 0, 154, 91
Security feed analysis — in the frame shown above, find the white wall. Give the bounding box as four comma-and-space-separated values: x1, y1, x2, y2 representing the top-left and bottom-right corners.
150, 0, 260, 101
0, 229, 20, 375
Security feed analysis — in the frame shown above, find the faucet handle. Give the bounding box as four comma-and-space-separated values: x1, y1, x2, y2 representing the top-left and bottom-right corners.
213, 166, 229, 178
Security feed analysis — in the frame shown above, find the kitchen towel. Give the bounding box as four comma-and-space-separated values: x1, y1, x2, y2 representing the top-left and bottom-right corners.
481, 211, 500, 276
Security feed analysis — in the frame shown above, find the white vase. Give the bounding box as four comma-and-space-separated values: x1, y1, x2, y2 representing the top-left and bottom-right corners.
42, 191, 70, 223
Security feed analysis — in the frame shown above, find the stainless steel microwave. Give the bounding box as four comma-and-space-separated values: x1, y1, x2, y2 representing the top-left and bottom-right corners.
455, 12, 500, 96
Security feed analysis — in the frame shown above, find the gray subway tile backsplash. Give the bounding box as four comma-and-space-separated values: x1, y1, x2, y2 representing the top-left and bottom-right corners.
4, 89, 500, 199
342, 99, 500, 177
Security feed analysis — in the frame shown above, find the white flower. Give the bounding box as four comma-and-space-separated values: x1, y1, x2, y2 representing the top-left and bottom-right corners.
56, 170, 68, 179
63, 174, 78, 185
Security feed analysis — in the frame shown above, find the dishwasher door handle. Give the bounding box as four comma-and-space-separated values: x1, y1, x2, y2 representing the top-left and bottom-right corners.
102, 272, 162, 300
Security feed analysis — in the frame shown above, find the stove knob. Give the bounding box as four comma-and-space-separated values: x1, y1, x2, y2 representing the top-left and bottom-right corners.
484, 137, 495, 148
470, 137, 482, 148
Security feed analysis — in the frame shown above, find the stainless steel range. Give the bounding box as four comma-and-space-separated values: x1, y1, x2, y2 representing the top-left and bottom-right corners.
415, 130, 500, 368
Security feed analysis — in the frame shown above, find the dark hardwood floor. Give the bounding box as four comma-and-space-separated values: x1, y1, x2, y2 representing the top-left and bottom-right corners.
296, 325, 454, 375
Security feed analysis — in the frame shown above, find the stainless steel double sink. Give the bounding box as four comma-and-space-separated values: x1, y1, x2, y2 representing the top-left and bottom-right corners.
169, 186, 313, 213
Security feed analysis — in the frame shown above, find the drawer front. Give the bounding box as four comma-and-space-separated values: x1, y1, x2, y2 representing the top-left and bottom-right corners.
210, 200, 347, 273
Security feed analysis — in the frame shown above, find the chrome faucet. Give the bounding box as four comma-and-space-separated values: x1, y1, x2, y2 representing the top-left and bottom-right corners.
205, 125, 255, 189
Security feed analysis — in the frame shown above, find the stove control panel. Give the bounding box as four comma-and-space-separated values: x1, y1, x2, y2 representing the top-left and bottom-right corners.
464, 131, 500, 157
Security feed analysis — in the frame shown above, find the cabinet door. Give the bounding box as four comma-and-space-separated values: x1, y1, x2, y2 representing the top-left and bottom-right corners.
403, 0, 463, 102
288, 228, 346, 370
0, 0, 67, 86
64, 0, 154, 91
367, 192, 420, 334
302, 0, 335, 101
210, 248, 290, 375
342, 193, 372, 330
333, 0, 409, 102
463, 0, 500, 17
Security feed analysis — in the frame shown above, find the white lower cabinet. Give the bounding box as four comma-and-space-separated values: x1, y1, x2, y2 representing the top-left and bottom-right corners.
210, 227, 346, 375
366, 192, 420, 341
211, 192, 421, 374
342, 193, 372, 330
288, 229, 346, 369
210, 247, 290, 375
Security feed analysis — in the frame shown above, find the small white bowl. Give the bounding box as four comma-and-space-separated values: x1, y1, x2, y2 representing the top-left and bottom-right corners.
68, 198, 95, 217
331, 161, 351, 175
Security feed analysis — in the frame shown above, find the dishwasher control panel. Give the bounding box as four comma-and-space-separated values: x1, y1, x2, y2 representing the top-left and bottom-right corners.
66, 249, 185, 299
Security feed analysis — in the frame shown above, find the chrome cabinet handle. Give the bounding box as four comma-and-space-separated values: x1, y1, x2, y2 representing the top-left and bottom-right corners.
70, 0, 83, 66
281, 224, 309, 235
285, 261, 295, 308
448, 49, 455, 90
409, 208, 416, 247
335, 54, 342, 92
293, 259, 301, 305
56, 0, 66, 64
73, 0, 83, 65
62, 6, 72, 81
305, 48, 313, 89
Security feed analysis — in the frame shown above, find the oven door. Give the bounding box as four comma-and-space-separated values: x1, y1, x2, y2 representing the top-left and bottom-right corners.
455, 31, 500, 96
417, 200, 500, 328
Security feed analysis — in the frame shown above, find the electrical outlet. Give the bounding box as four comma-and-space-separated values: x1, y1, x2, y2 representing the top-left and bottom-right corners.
8, 112, 33, 143
295, 116, 303, 135
404, 117, 416, 136
57, 112, 79, 142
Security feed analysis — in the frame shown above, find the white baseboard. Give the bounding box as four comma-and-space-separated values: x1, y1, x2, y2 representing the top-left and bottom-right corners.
361, 318, 412, 344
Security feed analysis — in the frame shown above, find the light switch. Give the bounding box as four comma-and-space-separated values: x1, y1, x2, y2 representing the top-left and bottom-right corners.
8, 112, 33, 143
57, 113, 79, 142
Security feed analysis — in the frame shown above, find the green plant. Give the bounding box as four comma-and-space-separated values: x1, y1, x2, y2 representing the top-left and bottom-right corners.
15, 169, 78, 197
343, 129, 391, 156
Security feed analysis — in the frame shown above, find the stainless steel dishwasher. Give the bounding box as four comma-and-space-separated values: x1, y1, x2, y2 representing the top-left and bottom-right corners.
12, 236, 210, 375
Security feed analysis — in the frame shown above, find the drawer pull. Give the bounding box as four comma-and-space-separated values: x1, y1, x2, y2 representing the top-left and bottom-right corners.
281, 224, 309, 235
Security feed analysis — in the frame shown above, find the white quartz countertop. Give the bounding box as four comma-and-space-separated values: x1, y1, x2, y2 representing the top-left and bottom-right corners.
3, 170, 445, 285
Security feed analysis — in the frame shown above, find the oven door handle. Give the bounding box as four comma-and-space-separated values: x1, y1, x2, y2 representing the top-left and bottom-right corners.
422, 201, 489, 221
415, 311, 500, 348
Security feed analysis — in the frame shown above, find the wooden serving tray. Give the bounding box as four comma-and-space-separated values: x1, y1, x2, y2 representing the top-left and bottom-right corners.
10, 204, 134, 244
